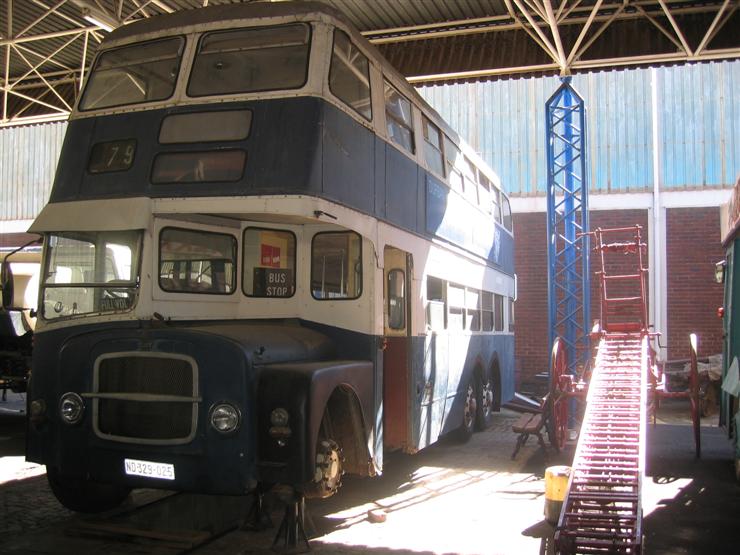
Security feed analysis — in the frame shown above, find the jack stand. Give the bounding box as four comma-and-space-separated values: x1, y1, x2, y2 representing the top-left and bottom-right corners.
272, 492, 310, 552
243, 487, 273, 531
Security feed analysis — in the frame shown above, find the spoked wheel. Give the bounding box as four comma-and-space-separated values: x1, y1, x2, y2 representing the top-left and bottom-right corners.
547, 338, 569, 453
456, 379, 477, 442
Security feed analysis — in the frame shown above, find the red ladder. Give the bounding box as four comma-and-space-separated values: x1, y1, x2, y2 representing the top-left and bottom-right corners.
554, 333, 647, 553
555, 226, 651, 554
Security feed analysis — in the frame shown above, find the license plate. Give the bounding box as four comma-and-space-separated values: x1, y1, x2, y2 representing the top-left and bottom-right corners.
124, 458, 175, 481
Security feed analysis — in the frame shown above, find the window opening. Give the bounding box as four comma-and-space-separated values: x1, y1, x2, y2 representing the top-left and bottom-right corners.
243, 228, 296, 297
311, 231, 362, 299
159, 228, 236, 294
188, 24, 310, 96
329, 30, 371, 120
384, 81, 414, 153
387, 269, 406, 329
80, 37, 184, 110
423, 117, 444, 177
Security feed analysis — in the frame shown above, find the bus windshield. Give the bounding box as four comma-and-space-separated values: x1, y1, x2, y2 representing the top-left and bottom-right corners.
188, 23, 310, 96
41, 231, 142, 320
79, 37, 184, 111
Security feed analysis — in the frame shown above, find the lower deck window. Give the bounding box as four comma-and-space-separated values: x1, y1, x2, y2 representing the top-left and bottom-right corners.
159, 228, 236, 294
243, 228, 296, 297
311, 231, 362, 300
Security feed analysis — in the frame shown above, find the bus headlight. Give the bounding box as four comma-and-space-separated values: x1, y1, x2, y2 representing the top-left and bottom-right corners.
59, 392, 84, 425
210, 403, 240, 434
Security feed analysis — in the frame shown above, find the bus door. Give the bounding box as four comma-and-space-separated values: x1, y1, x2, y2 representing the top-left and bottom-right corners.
382, 246, 412, 451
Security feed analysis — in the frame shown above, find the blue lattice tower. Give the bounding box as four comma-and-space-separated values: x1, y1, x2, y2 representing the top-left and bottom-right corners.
546, 77, 591, 379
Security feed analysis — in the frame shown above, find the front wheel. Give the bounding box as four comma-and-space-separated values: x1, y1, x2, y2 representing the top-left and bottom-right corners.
303, 410, 344, 499
46, 466, 131, 513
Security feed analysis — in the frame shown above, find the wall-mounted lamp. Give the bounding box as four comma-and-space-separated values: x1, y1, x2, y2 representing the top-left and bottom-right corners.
715, 260, 726, 284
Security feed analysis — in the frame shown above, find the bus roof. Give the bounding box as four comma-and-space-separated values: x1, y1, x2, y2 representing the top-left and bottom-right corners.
102, 1, 469, 163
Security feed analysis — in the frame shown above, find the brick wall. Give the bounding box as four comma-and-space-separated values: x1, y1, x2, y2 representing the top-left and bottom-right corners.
666, 207, 724, 359
513, 207, 722, 389
512, 212, 548, 388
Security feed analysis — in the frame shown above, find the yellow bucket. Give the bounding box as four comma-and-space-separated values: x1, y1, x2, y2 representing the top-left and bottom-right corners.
544, 465, 571, 524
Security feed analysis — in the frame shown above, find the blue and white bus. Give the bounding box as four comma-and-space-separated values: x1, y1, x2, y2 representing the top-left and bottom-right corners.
22, 1, 516, 512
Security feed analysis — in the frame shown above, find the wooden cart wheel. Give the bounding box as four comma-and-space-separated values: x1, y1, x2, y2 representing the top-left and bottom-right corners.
689, 333, 701, 459
548, 337, 569, 452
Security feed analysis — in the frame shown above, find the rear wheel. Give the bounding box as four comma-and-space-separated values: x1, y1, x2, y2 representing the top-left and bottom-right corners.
475, 370, 495, 431
456, 380, 476, 442
46, 466, 131, 513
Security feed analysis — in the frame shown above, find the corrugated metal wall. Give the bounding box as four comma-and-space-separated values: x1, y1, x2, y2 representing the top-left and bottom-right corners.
1, 122, 66, 221
418, 60, 740, 195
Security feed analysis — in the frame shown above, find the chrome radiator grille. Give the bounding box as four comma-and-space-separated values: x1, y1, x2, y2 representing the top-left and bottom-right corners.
93, 353, 198, 444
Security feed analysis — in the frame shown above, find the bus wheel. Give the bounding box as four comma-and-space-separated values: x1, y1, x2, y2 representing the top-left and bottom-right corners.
475, 371, 494, 431
46, 466, 131, 513
456, 380, 476, 442
305, 438, 344, 499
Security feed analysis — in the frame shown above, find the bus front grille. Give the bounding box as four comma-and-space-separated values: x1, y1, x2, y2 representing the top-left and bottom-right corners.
93, 353, 198, 444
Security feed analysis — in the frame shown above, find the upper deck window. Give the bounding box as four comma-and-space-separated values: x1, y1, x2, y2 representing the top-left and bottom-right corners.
444, 136, 462, 192
329, 30, 371, 121
384, 81, 414, 153
79, 37, 184, 111
188, 23, 310, 97
501, 194, 513, 232
422, 117, 444, 177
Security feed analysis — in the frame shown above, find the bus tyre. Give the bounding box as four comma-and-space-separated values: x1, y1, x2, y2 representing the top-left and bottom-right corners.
304, 439, 344, 499
46, 466, 131, 513
475, 372, 495, 431
456, 380, 476, 442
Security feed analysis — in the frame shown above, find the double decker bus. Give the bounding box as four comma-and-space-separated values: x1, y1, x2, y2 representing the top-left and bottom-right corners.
23, 1, 516, 512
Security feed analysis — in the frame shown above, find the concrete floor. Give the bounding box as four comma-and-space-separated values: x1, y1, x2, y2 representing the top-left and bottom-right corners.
1, 393, 738, 554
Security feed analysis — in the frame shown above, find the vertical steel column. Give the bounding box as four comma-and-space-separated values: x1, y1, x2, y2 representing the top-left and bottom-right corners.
546, 77, 591, 377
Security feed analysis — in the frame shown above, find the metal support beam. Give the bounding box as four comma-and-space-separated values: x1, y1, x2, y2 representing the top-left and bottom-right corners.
546, 77, 591, 377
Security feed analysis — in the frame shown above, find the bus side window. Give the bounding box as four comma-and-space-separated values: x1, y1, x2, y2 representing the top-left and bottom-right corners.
494, 293, 505, 331
311, 231, 362, 300
426, 276, 446, 331
508, 297, 515, 332
444, 136, 462, 192
447, 283, 465, 330
422, 117, 444, 177
501, 194, 513, 232
329, 30, 372, 121
466, 288, 481, 331
384, 81, 414, 154
482, 291, 494, 332
387, 269, 406, 329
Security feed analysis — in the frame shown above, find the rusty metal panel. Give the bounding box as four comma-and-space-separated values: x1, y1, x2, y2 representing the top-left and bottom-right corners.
417, 60, 740, 196
0, 122, 66, 221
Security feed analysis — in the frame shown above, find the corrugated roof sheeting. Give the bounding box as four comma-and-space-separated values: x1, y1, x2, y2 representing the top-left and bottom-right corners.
0, 122, 66, 221
418, 60, 739, 196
